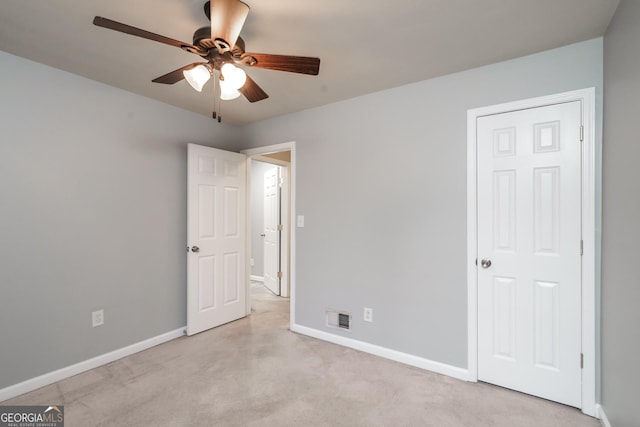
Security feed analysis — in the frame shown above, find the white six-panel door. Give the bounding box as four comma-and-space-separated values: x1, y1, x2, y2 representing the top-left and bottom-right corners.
263, 167, 280, 295
477, 101, 582, 407
187, 144, 247, 336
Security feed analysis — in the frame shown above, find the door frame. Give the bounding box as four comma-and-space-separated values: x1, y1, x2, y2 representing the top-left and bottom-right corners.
466, 88, 597, 416
241, 142, 296, 328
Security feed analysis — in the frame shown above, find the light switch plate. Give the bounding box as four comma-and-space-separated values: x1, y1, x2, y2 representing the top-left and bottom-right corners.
92, 309, 104, 327
297, 215, 305, 227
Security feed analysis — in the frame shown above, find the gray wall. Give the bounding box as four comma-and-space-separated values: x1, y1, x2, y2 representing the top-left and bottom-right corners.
241, 39, 603, 368
602, 1, 640, 425
0, 36, 609, 397
0, 52, 242, 389
250, 161, 277, 278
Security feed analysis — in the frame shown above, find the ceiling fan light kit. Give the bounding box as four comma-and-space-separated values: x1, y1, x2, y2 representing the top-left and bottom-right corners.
220, 63, 246, 90
219, 83, 241, 100
183, 64, 212, 92
92, 0, 321, 122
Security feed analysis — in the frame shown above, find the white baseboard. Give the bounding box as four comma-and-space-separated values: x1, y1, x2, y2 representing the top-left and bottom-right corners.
291, 324, 470, 381
0, 327, 185, 402
250, 275, 264, 282
596, 404, 612, 427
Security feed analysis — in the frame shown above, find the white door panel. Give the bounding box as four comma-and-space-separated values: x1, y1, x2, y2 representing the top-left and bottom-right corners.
187, 144, 247, 336
263, 167, 280, 295
477, 102, 582, 407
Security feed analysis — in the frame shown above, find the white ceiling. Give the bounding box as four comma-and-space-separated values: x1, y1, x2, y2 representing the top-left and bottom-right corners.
0, 0, 618, 125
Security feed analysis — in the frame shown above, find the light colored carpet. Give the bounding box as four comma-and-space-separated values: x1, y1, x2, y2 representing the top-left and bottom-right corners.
3, 285, 600, 426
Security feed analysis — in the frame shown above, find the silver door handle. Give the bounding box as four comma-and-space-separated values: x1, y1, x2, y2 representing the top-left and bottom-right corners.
480, 258, 492, 269
191, 246, 200, 253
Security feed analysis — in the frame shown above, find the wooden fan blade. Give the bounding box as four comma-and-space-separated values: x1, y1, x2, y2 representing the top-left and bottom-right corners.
93, 16, 201, 52
239, 75, 269, 103
243, 53, 320, 75
210, 0, 250, 50
152, 63, 206, 84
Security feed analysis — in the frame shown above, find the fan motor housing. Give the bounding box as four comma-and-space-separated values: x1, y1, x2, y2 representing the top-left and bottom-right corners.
193, 26, 245, 56
193, 26, 215, 48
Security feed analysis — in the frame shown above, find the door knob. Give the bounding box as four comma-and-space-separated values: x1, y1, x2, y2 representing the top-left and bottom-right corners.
191, 246, 200, 253
480, 258, 492, 269
260, 233, 266, 237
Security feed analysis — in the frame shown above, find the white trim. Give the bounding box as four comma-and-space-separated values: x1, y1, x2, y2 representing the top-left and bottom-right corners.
291, 324, 470, 381
241, 142, 296, 328
279, 164, 291, 297
252, 155, 290, 167
580, 88, 597, 417
596, 404, 611, 427
242, 142, 295, 157
0, 327, 185, 402
466, 113, 479, 383
250, 275, 264, 282
466, 88, 597, 416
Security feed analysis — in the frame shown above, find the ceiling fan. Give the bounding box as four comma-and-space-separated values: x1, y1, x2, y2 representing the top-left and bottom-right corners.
93, 0, 320, 121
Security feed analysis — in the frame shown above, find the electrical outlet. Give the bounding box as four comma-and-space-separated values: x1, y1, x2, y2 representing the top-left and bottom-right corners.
363, 307, 373, 323
250, 258, 255, 267
92, 309, 104, 327
297, 215, 305, 227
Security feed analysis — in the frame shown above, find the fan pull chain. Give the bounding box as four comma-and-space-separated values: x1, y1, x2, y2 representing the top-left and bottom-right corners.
212, 70, 218, 119
216, 72, 222, 123
215, 72, 222, 123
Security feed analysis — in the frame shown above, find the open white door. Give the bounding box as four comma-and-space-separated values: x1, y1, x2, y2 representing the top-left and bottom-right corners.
263, 167, 281, 295
476, 101, 582, 407
187, 143, 247, 336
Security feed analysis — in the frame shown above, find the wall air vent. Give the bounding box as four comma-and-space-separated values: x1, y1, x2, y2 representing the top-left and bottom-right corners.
326, 309, 351, 331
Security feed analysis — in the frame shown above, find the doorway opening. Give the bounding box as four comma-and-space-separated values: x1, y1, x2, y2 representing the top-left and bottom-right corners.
242, 142, 296, 327
249, 157, 289, 297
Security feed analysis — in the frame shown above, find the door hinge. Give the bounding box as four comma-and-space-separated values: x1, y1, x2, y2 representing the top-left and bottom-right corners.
580, 353, 584, 369
580, 240, 584, 256
580, 125, 584, 142
277, 271, 283, 279
277, 224, 283, 231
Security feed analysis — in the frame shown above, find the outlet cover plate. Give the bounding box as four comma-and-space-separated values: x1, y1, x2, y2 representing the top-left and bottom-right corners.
363, 307, 373, 323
